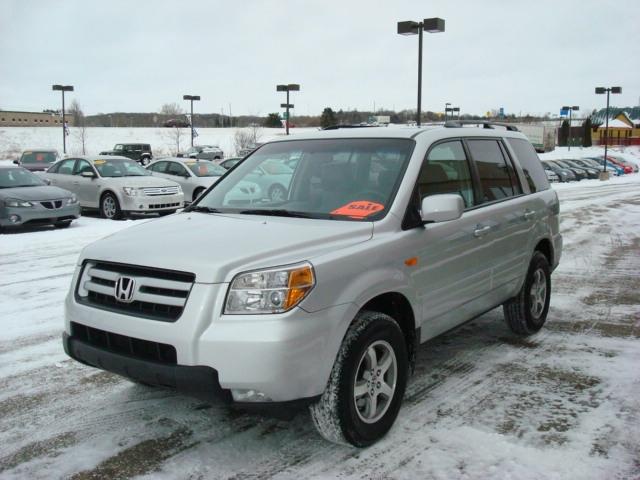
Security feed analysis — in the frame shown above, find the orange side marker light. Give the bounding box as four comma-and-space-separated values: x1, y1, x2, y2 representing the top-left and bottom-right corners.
404, 257, 418, 267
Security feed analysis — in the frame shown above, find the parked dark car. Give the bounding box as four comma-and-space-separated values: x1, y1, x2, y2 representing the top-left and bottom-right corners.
562, 160, 599, 179
548, 160, 587, 180
542, 161, 575, 182
13, 149, 59, 172
99, 143, 153, 166
163, 118, 190, 128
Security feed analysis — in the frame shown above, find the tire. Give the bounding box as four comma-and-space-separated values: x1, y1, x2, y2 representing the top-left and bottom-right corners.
54, 220, 72, 229
193, 188, 205, 203
503, 251, 551, 335
309, 310, 408, 447
268, 184, 287, 202
100, 192, 122, 220
140, 157, 151, 166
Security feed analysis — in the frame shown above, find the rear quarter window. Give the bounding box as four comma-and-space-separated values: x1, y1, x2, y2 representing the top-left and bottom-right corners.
507, 138, 550, 193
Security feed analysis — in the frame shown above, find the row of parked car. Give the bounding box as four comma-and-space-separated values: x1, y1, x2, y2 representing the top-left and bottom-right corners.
1, 143, 293, 230
542, 155, 638, 182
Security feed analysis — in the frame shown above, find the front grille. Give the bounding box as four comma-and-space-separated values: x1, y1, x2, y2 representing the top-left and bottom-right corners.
71, 322, 177, 364
149, 202, 181, 209
76, 261, 195, 322
41, 200, 63, 209
142, 186, 180, 196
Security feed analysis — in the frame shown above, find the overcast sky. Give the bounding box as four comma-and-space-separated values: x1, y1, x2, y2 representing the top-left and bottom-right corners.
1, 0, 639, 118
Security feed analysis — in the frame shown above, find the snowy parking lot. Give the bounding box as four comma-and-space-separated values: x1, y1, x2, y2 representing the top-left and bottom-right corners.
1, 172, 639, 479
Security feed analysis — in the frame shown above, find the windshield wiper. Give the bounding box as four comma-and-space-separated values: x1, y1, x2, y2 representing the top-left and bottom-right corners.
187, 205, 221, 214
239, 209, 313, 218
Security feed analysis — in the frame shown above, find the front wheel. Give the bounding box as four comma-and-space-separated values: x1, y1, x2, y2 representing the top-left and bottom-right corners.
100, 192, 122, 220
309, 310, 408, 447
503, 251, 551, 335
140, 157, 151, 166
268, 184, 287, 202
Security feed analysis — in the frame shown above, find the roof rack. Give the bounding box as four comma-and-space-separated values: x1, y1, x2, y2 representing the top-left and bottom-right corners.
443, 121, 519, 132
322, 124, 381, 130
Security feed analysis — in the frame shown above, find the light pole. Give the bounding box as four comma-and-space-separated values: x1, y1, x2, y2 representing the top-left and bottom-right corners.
397, 17, 445, 127
52, 84, 74, 154
444, 102, 451, 121
561, 105, 579, 151
183, 95, 201, 147
276, 84, 300, 135
595, 86, 622, 178
453, 106, 460, 120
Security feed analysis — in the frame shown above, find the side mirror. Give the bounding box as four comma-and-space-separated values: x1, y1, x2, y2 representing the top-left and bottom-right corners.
420, 194, 464, 223
13, 159, 19, 165
43, 178, 52, 185
81, 170, 97, 178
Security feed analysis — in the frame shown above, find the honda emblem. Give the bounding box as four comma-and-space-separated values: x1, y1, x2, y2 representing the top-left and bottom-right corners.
114, 276, 136, 303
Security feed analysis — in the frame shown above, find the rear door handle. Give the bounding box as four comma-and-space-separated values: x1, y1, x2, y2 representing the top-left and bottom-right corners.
473, 225, 492, 237
524, 210, 536, 220
73, 181, 80, 185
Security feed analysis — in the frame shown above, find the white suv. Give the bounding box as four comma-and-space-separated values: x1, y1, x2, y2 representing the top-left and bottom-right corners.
63, 123, 562, 446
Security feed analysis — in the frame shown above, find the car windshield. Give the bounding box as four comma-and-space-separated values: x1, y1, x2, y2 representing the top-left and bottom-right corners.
20, 151, 57, 164
0, 167, 46, 188
193, 138, 414, 221
185, 161, 226, 177
94, 159, 149, 177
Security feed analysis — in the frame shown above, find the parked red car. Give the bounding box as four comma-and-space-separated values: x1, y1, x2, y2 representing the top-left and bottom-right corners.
605, 156, 633, 174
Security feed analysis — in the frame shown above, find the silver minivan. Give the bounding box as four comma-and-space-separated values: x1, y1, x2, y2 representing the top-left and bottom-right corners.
63, 124, 562, 446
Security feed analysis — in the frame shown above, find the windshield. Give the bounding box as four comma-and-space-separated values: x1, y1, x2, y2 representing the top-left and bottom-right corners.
186, 161, 226, 177
193, 138, 414, 221
20, 151, 57, 164
94, 159, 150, 177
0, 167, 46, 188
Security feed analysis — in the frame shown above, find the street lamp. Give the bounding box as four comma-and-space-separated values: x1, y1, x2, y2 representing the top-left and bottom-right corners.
183, 95, 201, 147
452, 106, 460, 120
51, 84, 74, 154
397, 17, 445, 126
444, 102, 451, 121
595, 86, 622, 178
276, 84, 300, 135
561, 105, 579, 151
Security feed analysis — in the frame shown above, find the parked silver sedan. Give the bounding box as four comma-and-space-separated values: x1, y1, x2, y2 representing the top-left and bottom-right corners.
41, 156, 184, 219
146, 158, 227, 203
0, 165, 79, 231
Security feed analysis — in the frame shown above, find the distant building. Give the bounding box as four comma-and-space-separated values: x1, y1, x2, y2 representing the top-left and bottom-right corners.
0, 110, 73, 127
590, 107, 640, 145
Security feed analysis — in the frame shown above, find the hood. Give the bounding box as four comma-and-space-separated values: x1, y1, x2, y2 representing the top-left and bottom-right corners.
0, 185, 73, 201
21, 163, 54, 172
80, 212, 373, 283
99, 176, 181, 188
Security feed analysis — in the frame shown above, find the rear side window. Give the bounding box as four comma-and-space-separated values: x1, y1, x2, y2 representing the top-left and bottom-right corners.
467, 139, 521, 203
419, 140, 475, 208
507, 138, 550, 192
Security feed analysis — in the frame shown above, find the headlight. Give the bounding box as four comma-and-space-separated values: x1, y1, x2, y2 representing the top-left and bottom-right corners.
66, 194, 78, 205
176, 185, 183, 194
123, 187, 139, 197
224, 262, 315, 314
5, 198, 34, 208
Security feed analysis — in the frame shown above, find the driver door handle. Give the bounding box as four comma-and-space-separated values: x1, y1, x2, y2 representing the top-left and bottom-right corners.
473, 225, 492, 238
524, 210, 536, 220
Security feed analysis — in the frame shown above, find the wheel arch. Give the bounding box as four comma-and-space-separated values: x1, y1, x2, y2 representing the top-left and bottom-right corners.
360, 292, 418, 372
534, 237, 553, 266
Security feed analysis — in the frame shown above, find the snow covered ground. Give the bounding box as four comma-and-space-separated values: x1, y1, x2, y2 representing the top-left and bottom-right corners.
1, 146, 639, 479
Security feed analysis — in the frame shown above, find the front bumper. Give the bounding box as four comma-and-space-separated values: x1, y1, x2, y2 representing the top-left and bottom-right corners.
0, 202, 80, 227
120, 193, 184, 213
64, 273, 356, 404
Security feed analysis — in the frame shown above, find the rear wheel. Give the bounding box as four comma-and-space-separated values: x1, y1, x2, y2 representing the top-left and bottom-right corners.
100, 192, 122, 220
503, 251, 551, 335
140, 157, 151, 166
309, 310, 408, 447
268, 184, 287, 202
193, 187, 205, 203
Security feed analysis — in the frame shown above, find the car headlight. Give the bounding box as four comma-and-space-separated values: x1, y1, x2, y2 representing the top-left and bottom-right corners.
122, 187, 139, 197
224, 262, 315, 314
66, 194, 78, 205
5, 198, 34, 208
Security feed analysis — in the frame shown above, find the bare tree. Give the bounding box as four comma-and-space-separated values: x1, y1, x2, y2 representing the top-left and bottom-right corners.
159, 103, 184, 116
162, 126, 186, 155
73, 123, 89, 155
233, 125, 262, 155
68, 99, 84, 126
